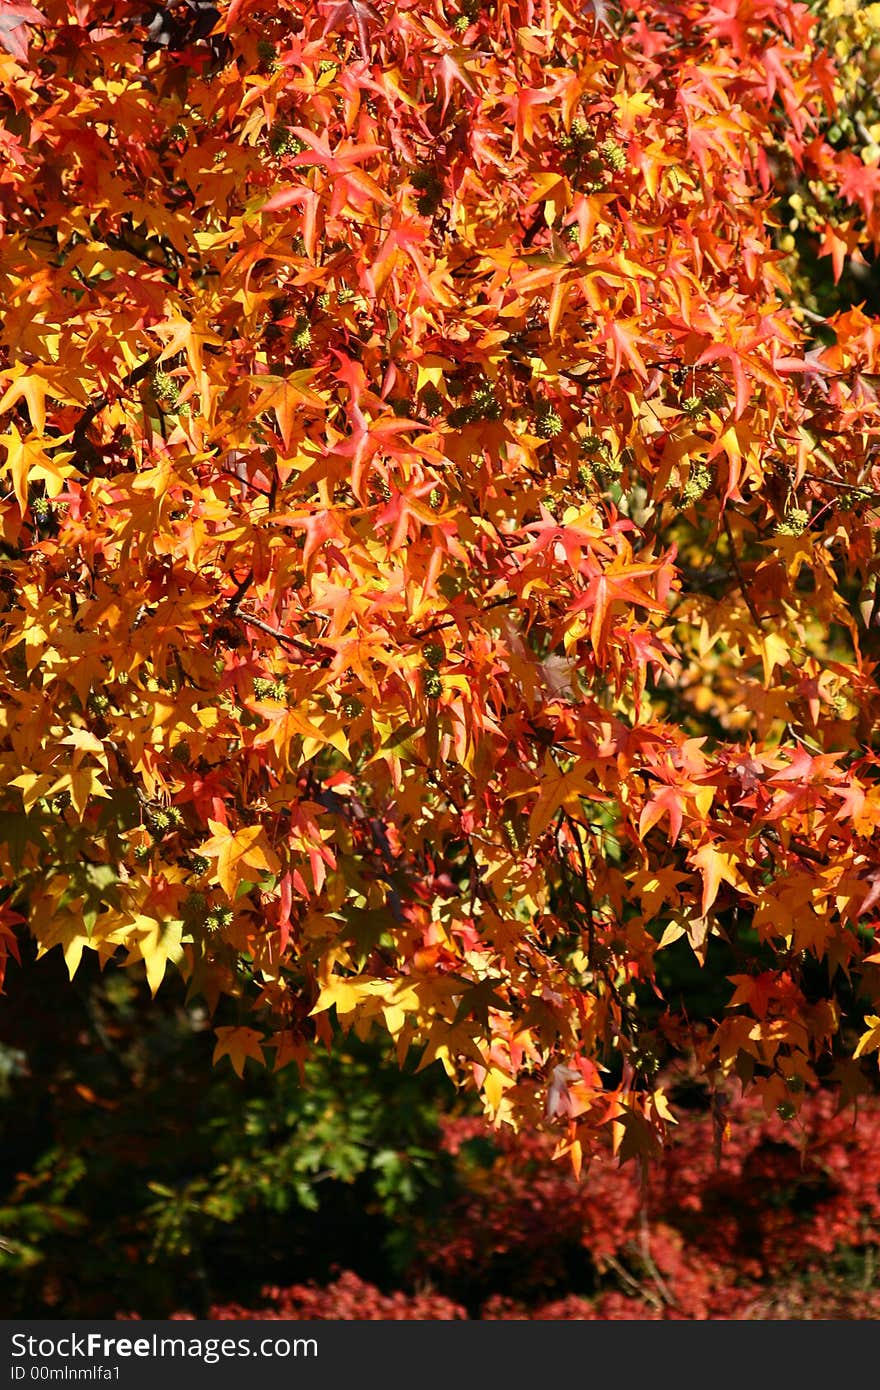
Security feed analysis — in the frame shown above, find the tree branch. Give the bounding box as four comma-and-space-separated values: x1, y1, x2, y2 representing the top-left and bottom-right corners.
722, 510, 764, 630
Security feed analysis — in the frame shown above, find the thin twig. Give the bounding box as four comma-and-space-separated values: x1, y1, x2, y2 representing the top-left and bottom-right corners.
235, 609, 329, 660
564, 812, 595, 967
225, 569, 255, 615
722, 510, 764, 630
411, 593, 517, 641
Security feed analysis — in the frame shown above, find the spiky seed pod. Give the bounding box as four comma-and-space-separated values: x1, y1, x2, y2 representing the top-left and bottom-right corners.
472, 385, 502, 420
702, 384, 727, 410
420, 385, 444, 417
148, 809, 171, 837
775, 507, 809, 536
535, 408, 563, 438
292, 316, 312, 351
205, 905, 234, 935
681, 464, 712, 503
153, 369, 180, 408
601, 138, 627, 171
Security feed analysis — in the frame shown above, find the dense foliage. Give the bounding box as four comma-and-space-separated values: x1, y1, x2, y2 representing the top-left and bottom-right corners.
3, 0, 880, 1175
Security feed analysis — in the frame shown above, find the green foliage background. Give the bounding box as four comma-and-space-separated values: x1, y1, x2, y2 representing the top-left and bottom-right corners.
0, 945, 459, 1317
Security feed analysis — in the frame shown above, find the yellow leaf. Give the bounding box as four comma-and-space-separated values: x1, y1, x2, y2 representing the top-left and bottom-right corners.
254, 373, 325, 452
0, 432, 75, 515
10, 771, 55, 812
121, 913, 184, 995
759, 631, 790, 687
60, 728, 106, 761
200, 819, 281, 898
44, 766, 111, 820
658, 921, 686, 949
690, 843, 739, 916
528, 757, 589, 840
483, 1066, 513, 1116
0, 373, 49, 435
213, 1026, 266, 1078
416, 357, 453, 393
854, 1015, 880, 1061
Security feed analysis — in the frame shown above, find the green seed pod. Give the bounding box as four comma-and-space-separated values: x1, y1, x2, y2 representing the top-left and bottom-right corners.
423, 670, 443, 699
601, 138, 627, 171
681, 463, 712, 504
292, 315, 312, 351
775, 506, 809, 536
149, 809, 171, 836
534, 408, 563, 439
472, 385, 502, 420
423, 642, 444, 669
420, 385, 444, 417
702, 384, 727, 410
153, 369, 180, 408
593, 451, 622, 481
205, 905, 234, 935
